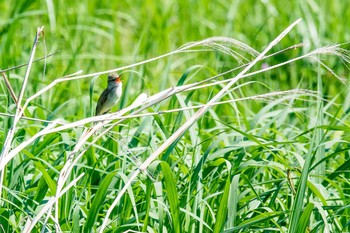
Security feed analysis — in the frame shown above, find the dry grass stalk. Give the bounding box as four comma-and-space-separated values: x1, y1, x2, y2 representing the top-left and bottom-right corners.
0, 72, 18, 104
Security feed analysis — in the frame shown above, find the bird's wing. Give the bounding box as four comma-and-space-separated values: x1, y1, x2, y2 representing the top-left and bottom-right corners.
95, 88, 109, 115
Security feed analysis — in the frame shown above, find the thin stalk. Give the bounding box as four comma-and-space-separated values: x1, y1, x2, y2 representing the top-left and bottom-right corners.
1, 73, 18, 104
0, 50, 60, 73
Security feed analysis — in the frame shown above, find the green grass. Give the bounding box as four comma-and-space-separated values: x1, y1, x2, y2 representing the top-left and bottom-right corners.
1, 0, 350, 232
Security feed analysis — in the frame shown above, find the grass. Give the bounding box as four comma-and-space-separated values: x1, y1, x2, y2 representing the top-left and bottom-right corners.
1, 1, 350, 232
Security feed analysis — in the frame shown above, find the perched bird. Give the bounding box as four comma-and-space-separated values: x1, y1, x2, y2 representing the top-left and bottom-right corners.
95, 73, 123, 116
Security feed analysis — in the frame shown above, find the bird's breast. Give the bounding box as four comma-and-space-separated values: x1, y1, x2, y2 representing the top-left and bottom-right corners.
108, 84, 122, 104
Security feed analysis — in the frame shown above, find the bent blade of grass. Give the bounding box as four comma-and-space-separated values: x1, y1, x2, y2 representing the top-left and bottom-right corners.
98, 18, 302, 232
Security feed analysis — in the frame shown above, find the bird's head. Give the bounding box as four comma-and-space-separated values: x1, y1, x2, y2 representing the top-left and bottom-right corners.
107, 73, 122, 85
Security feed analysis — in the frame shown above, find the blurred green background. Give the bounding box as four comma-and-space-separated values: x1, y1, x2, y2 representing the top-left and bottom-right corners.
1, 0, 350, 232
1, 0, 349, 119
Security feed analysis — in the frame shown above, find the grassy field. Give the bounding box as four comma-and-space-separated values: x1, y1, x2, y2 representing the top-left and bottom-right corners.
1, 0, 350, 232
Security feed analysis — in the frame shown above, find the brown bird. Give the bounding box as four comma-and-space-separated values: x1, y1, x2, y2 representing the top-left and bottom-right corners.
95, 73, 123, 116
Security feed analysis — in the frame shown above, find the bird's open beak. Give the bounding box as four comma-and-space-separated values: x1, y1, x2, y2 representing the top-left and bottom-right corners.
116, 74, 123, 83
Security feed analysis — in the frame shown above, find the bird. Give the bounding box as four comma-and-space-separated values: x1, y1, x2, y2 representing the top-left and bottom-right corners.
95, 73, 123, 116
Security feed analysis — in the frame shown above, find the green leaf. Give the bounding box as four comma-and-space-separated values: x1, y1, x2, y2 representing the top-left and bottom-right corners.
295, 202, 314, 233
213, 176, 230, 233
22, 149, 57, 196
159, 162, 181, 233
142, 178, 152, 232
289, 133, 318, 232
84, 172, 116, 233
223, 212, 283, 232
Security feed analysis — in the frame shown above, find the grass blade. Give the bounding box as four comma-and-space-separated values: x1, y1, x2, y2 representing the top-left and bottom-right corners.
84, 172, 117, 233
159, 161, 181, 233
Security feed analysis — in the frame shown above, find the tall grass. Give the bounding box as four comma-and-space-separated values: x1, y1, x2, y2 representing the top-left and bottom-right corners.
1, 1, 350, 233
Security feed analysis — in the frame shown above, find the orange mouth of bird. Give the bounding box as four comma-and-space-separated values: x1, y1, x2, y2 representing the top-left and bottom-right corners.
116, 74, 123, 83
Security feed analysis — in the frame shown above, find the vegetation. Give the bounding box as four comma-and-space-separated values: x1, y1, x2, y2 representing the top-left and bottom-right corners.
0, 1, 350, 232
